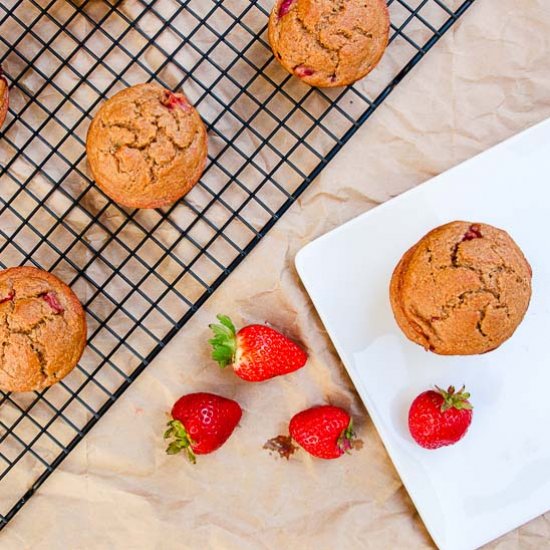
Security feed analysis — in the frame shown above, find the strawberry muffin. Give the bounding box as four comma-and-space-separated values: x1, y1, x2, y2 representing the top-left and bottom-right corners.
390, 221, 532, 355
0, 66, 9, 129
268, 0, 390, 87
0, 267, 87, 392
86, 83, 208, 209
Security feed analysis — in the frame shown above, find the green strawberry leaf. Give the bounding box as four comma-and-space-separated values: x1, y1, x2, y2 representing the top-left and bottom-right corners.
216, 314, 236, 334
166, 441, 183, 455
164, 419, 197, 464
164, 426, 175, 439
337, 418, 360, 455
208, 314, 238, 369
436, 385, 473, 412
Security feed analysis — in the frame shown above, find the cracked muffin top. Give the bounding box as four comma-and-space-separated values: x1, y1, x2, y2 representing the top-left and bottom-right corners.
0, 66, 9, 129
86, 83, 208, 209
390, 221, 532, 355
268, 0, 389, 88
0, 267, 87, 392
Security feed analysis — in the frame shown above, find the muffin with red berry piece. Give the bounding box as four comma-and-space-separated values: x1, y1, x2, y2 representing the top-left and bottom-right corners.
390, 221, 532, 355
0, 267, 87, 392
268, 0, 389, 87
86, 83, 208, 209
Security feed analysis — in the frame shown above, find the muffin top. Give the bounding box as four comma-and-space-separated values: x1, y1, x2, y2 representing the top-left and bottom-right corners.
86, 83, 208, 209
390, 221, 532, 355
0, 267, 87, 392
268, 0, 389, 87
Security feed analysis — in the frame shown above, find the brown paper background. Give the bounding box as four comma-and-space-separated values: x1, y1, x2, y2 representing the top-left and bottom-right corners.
3, 0, 550, 548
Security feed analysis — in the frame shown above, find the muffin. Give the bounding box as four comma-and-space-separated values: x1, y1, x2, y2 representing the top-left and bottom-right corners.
86, 83, 208, 209
0, 66, 9, 129
0, 267, 87, 392
268, 0, 390, 88
390, 221, 532, 355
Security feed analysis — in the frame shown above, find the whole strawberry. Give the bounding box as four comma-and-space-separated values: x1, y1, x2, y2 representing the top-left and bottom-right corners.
209, 314, 307, 382
290, 405, 356, 459
408, 385, 473, 449
264, 405, 358, 460
164, 392, 242, 463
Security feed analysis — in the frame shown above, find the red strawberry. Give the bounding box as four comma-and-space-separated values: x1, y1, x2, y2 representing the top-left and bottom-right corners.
164, 392, 242, 463
289, 406, 357, 459
264, 405, 358, 460
408, 385, 473, 449
209, 314, 307, 382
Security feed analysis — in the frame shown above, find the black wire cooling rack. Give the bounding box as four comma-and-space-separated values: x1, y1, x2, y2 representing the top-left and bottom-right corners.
0, 0, 475, 529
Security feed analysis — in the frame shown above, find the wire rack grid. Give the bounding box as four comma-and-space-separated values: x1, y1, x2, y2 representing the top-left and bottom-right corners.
0, 0, 475, 529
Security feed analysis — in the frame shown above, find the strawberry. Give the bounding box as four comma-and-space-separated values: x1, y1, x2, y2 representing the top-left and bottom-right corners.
289, 405, 357, 459
264, 405, 359, 460
208, 314, 307, 382
408, 385, 473, 449
164, 392, 242, 463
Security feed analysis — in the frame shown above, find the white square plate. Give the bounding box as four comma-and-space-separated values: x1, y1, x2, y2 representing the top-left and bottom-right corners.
295, 118, 550, 550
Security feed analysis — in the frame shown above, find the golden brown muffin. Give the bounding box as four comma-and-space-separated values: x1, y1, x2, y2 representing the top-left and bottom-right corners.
86, 83, 208, 209
390, 221, 532, 355
0, 267, 87, 392
268, 0, 389, 88
0, 67, 9, 129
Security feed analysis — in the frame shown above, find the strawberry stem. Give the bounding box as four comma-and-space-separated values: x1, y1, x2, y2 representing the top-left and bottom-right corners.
164, 419, 197, 464
337, 419, 357, 454
435, 385, 473, 412
208, 314, 237, 369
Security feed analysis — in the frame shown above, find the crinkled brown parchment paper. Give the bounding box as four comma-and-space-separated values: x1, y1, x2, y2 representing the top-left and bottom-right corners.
3, 0, 550, 548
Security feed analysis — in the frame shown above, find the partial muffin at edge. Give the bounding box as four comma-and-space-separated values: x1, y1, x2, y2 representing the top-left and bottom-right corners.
0, 67, 9, 129
0, 267, 87, 392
